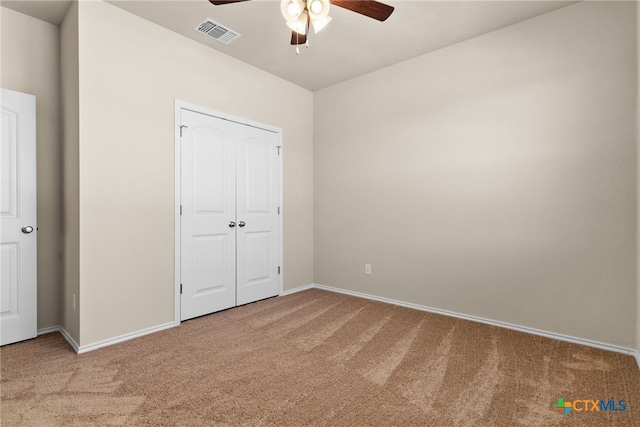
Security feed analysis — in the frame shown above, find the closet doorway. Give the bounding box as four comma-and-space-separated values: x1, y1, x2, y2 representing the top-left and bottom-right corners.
175, 103, 282, 322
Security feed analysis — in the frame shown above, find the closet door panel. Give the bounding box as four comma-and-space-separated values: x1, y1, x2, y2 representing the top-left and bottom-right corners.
236, 129, 281, 305
180, 110, 238, 320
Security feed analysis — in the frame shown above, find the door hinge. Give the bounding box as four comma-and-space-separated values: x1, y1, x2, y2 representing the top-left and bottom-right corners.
278, 266, 281, 275
277, 206, 280, 215
180, 283, 183, 294
276, 146, 282, 155
179, 125, 188, 137
180, 205, 182, 215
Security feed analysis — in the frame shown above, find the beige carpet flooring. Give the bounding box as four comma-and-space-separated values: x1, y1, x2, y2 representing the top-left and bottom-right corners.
1, 289, 639, 426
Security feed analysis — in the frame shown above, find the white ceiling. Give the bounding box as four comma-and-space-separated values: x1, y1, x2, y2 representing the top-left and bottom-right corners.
1, 0, 72, 25
2, 0, 576, 91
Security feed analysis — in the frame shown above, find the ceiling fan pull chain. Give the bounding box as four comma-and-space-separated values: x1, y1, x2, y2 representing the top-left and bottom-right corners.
296, 45, 300, 55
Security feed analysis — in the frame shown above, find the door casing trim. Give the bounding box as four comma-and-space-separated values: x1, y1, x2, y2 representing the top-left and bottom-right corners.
174, 100, 284, 325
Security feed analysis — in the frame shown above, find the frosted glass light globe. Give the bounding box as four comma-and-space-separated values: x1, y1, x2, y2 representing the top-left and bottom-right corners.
309, 0, 322, 14
287, 2, 300, 16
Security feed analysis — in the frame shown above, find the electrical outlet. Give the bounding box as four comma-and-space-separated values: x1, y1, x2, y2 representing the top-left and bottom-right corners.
365, 264, 372, 275
72, 294, 77, 311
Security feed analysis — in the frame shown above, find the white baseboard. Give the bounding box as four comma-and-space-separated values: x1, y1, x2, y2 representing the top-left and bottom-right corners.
280, 283, 315, 296
58, 327, 80, 353
37, 285, 640, 366
37, 326, 61, 336
38, 322, 175, 354
77, 322, 175, 354
312, 284, 638, 361
37, 326, 80, 353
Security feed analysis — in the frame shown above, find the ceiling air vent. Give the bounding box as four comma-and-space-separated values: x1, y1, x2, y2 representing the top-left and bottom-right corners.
194, 18, 241, 45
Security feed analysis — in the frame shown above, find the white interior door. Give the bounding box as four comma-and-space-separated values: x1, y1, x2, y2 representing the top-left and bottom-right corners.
180, 109, 237, 321
179, 107, 281, 321
1, 88, 37, 346
236, 128, 281, 305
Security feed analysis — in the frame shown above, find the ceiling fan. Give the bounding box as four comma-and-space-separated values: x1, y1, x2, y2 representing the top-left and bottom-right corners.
208, 0, 394, 51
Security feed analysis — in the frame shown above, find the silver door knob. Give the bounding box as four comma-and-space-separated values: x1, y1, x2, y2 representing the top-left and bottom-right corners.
229, 221, 236, 228
238, 221, 246, 228
22, 226, 34, 234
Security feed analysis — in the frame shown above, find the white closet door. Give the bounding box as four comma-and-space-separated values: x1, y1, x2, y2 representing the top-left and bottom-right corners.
180, 108, 281, 321
236, 127, 280, 306
1, 88, 37, 346
180, 110, 238, 321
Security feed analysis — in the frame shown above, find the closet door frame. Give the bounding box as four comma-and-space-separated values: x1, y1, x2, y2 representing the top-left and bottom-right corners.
173, 100, 283, 325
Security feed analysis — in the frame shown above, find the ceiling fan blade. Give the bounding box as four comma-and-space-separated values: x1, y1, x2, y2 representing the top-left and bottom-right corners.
290, 31, 307, 45
331, 0, 394, 21
208, 0, 250, 5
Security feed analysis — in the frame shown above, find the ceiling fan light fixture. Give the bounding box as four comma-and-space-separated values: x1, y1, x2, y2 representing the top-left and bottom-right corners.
311, 15, 332, 33
308, 0, 330, 18
288, 3, 300, 16
280, 0, 305, 22
286, 11, 309, 36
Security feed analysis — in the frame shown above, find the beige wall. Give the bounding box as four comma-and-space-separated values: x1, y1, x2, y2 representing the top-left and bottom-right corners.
3, 0, 637, 352
637, 0, 640, 360
75, 1, 313, 346
60, 1, 80, 343
315, 1, 637, 348
1, 7, 62, 330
